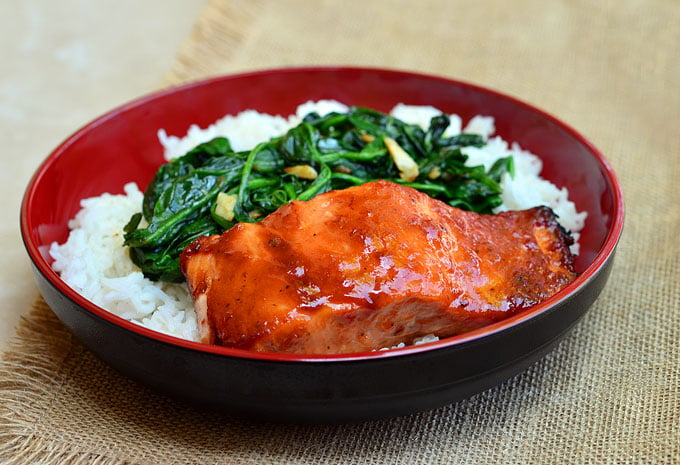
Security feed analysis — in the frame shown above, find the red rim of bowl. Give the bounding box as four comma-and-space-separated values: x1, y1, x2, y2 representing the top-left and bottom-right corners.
21, 66, 625, 363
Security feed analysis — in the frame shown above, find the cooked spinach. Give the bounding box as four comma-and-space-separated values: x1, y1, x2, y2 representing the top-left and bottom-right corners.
124, 106, 513, 282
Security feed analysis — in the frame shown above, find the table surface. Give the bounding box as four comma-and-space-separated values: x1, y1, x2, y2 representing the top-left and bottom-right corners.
0, 0, 207, 348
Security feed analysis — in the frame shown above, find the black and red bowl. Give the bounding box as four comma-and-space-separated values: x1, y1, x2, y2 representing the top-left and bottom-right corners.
21, 67, 624, 423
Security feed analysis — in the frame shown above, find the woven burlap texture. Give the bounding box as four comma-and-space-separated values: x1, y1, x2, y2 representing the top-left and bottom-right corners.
1, 0, 678, 463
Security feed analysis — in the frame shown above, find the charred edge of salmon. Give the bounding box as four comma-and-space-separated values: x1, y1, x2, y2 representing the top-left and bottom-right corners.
532, 205, 577, 275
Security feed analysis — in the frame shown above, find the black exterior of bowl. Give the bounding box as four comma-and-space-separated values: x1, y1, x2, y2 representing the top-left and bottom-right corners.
30, 250, 616, 423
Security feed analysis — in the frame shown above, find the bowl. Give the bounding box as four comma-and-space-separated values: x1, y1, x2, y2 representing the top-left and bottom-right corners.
21, 67, 624, 423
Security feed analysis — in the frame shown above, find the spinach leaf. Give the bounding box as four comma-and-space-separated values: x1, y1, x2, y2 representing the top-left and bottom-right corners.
124, 107, 514, 282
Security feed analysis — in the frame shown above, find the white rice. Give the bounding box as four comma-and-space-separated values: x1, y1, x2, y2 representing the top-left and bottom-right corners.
49, 183, 198, 339
158, 99, 351, 157
50, 101, 586, 342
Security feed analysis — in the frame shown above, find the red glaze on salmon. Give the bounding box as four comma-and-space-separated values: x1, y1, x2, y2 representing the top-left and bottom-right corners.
180, 180, 576, 354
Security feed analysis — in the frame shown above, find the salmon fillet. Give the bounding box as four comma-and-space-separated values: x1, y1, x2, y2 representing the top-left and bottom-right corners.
180, 180, 576, 354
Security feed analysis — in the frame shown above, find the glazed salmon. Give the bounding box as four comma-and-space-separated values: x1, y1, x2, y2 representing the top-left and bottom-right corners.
180, 180, 576, 354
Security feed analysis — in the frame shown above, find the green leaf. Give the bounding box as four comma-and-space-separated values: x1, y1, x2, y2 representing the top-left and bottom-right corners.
124, 106, 513, 282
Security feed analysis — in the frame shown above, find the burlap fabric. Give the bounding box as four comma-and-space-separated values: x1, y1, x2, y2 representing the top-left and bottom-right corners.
1, 0, 678, 463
